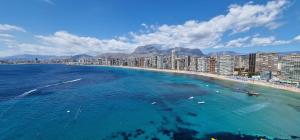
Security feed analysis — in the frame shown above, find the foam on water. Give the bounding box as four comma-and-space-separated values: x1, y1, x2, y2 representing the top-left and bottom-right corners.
234, 103, 270, 115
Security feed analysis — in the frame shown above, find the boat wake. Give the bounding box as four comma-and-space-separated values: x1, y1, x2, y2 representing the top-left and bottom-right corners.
62, 78, 82, 84
234, 103, 269, 115
0, 78, 83, 119
18, 89, 38, 98
17, 78, 82, 98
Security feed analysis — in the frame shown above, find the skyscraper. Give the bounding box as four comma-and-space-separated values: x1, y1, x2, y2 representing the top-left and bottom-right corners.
209, 57, 217, 74
255, 52, 279, 75
189, 57, 198, 71
249, 53, 256, 76
219, 55, 235, 76
280, 54, 300, 83
157, 55, 163, 69
151, 56, 157, 68
184, 56, 191, 71
171, 49, 177, 70
197, 57, 209, 72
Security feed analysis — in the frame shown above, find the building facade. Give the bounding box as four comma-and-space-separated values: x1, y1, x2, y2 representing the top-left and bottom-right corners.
197, 57, 209, 72
280, 54, 300, 83
171, 49, 177, 70
219, 55, 235, 76
255, 52, 279, 75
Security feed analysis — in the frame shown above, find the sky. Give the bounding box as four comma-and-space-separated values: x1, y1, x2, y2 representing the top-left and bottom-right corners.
0, 0, 300, 57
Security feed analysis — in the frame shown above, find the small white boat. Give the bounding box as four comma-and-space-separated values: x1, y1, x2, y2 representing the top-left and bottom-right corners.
188, 96, 194, 100
197, 101, 205, 104
151, 102, 157, 105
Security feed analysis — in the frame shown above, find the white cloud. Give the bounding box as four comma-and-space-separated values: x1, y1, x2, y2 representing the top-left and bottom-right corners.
35, 31, 134, 55
0, 34, 14, 38
225, 37, 250, 48
0, 0, 296, 57
0, 24, 26, 32
294, 35, 300, 41
223, 35, 293, 48
132, 0, 288, 49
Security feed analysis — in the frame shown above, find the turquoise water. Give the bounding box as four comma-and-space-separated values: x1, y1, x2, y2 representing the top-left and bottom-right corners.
0, 64, 300, 140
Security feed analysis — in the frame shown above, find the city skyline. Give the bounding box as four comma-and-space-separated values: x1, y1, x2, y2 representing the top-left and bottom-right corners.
0, 0, 300, 57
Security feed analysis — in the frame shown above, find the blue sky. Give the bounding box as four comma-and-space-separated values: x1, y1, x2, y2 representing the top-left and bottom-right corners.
0, 0, 299, 56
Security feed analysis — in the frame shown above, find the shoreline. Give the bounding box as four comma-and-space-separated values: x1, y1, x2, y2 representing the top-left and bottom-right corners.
91, 65, 300, 94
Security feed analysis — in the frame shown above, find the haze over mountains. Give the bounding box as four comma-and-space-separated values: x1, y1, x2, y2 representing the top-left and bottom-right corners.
1, 44, 299, 61
0, 45, 204, 61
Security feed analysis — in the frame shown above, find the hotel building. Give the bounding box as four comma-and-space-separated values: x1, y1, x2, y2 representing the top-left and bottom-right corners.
255, 52, 279, 76
197, 57, 209, 72
219, 55, 235, 76
280, 54, 300, 83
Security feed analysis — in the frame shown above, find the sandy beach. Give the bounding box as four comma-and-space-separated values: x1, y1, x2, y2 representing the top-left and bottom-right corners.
94, 65, 300, 94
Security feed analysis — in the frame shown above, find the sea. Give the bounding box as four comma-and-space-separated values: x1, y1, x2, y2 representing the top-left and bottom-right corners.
0, 64, 300, 140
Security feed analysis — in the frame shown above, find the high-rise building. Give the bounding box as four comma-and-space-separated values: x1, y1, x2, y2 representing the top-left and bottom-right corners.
144, 58, 151, 68
219, 55, 235, 76
234, 55, 249, 69
184, 56, 191, 71
255, 52, 279, 75
163, 56, 172, 69
176, 58, 185, 70
248, 53, 256, 76
171, 49, 177, 70
151, 56, 157, 68
189, 57, 198, 71
157, 55, 163, 69
197, 57, 209, 72
209, 57, 217, 74
280, 54, 300, 83
234, 55, 249, 76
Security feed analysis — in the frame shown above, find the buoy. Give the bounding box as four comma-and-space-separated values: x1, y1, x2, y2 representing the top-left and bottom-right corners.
216, 90, 219, 93
67, 110, 70, 113
206, 85, 209, 87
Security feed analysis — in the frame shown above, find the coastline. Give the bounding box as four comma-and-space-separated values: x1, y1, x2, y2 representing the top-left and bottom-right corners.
92, 65, 300, 94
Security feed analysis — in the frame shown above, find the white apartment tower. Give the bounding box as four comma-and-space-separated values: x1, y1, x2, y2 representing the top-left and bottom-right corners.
171, 49, 177, 70
219, 55, 235, 76
197, 57, 209, 72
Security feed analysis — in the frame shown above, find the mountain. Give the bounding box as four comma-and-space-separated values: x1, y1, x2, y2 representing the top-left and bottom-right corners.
96, 53, 130, 58
169, 47, 204, 57
208, 51, 240, 56
132, 44, 163, 57
1, 54, 59, 61
131, 44, 204, 57
70, 54, 93, 61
